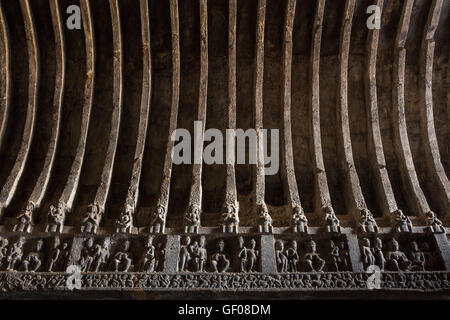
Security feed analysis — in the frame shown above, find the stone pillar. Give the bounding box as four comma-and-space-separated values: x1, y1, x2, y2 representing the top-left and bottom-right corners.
345, 234, 364, 272
433, 233, 450, 271
163, 235, 180, 273
260, 234, 277, 274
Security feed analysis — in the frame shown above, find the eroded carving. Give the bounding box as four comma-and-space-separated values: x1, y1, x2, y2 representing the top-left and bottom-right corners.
45, 201, 66, 233
81, 203, 101, 234
426, 211, 445, 234
393, 209, 413, 233
258, 203, 273, 233
359, 208, 378, 233
210, 240, 230, 273
221, 202, 239, 233
292, 206, 308, 233
184, 204, 200, 234
150, 204, 166, 234
324, 206, 341, 233
238, 237, 258, 273
13, 202, 34, 233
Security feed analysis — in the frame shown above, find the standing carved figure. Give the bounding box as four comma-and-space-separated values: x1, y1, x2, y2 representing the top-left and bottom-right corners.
210, 240, 230, 273
292, 206, 308, 233
93, 239, 110, 272
238, 237, 258, 273
195, 236, 207, 272
184, 204, 200, 234
221, 203, 239, 233
372, 238, 386, 271
275, 240, 288, 272
361, 238, 375, 269
5, 237, 26, 271
327, 240, 340, 271
258, 203, 273, 233
150, 204, 166, 234
57, 242, 70, 271
0, 237, 9, 268
47, 237, 61, 272
80, 237, 95, 272
286, 240, 299, 272
179, 236, 191, 272
139, 236, 157, 272
45, 201, 66, 233
14, 202, 34, 233
22, 239, 44, 272
81, 204, 101, 234
303, 240, 325, 272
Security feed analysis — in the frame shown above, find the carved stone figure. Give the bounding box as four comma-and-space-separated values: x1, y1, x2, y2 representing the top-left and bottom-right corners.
285, 240, 299, 272
324, 206, 341, 233
5, 237, 26, 271
327, 240, 341, 271
45, 201, 66, 233
292, 206, 308, 233
116, 205, 133, 233
139, 236, 163, 272
238, 237, 258, 273
179, 236, 191, 272
47, 237, 61, 272
275, 240, 288, 272
303, 240, 325, 272
393, 209, 412, 233
258, 203, 273, 233
150, 204, 166, 234
409, 241, 426, 271
184, 204, 200, 234
80, 237, 96, 272
210, 240, 230, 273
361, 238, 375, 269
13, 202, 34, 233
112, 240, 133, 272
386, 239, 411, 271
426, 211, 445, 233
421, 242, 439, 271
81, 203, 101, 234
359, 208, 378, 233
372, 237, 386, 271
194, 236, 207, 272
221, 202, 239, 233
57, 242, 70, 271
0, 237, 9, 268
22, 239, 44, 272
92, 239, 110, 272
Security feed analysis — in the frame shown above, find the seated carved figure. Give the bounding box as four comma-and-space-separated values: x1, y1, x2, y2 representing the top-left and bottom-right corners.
258, 203, 273, 233
150, 205, 166, 234
386, 239, 411, 271
13, 202, 34, 233
210, 240, 230, 273
361, 238, 375, 269
426, 211, 445, 233
184, 204, 200, 234
112, 240, 133, 272
45, 201, 66, 233
359, 209, 378, 233
324, 206, 341, 233
285, 241, 299, 272
393, 209, 412, 233
409, 241, 426, 271
81, 204, 101, 234
116, 205, 133, 233
275, 240, 288, 273
221, 203, 239, 233
303, 240, 325, 272
22, 240, 44, 272
5, 237, 26, 271
292, 206, 308, 233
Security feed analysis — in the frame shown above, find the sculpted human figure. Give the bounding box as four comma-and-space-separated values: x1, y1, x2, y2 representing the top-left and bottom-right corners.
13, 202, 34, 233
0, 237, 9, 268
195, 236, 207, 272
360, 208, 378, 233
5, 237, 26, 271
57, 242, 70, 271
338, 241, 350, 271
139, 236, 159, 272
386, 239, 411, 271
47, 237, 61, 272
393, 209, 412, 233
327, 240, 340, 271
373, 238, 386, 271
22, 239, 44, 272
93, 239, 110, 272
426, 211, 445, 233
80, 237, 95, 272
292, 206, 308, 233
46, 201, 66, 233
421, 242, 438, 271
324, 206, 341, 233
150, 204, 166, 234
221, 202, 239, 233
112, 240, 133, 272
238, 237, 258, 273
286, 240, 299, 272
116, 205, 133, 233
361, 238, 375, 269
409, 241, 426, 271
179, 236, 191, 272
303, 240, 325, 272
184, 204, 200, 234
81, 204, 101, 234
210, 240, 230, 273
275, 240, 288, 272
258, 203, 273, 233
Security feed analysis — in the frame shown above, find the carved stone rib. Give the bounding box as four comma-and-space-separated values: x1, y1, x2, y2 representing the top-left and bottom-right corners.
253, 0, 266, 209
224, 0, 238, 207
152, 0, 180, 229
309, 0, 332, 214
0, 2, 10, 150
364, 0, 397, 217
336, 0, 367, 217
57, 0, 95, 212
25, 0, 65, 212
120, 0, 152, 221
0, 0, 38, 218
419, 0, 450, 217
90, 0, 123, 217
392, 0, 430, 216
281, 0, 302, 216
186, 0, 208, 221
